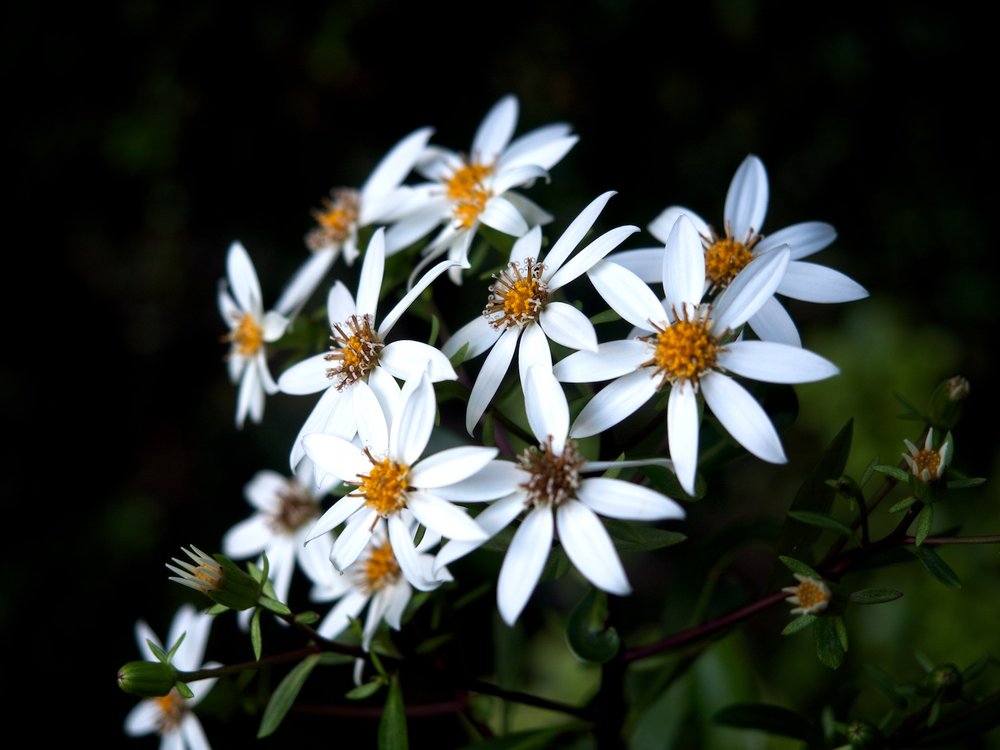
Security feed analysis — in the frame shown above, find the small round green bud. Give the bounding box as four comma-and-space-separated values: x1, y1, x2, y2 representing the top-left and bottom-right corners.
846, 720, 884, 749
117, 660, 177, 697
927, 375, 969, 430
930, 664, 963, 700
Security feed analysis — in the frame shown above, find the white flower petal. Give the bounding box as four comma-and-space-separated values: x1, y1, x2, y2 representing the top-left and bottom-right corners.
243, 470, 286, 511
306, 494, 365, 542
544, 191, 616, 273
756, 221, 837, 260
553, 340, 650, 383
434, 493, 525, 571
473, 95, 517, 163
663, 214, 707, 309
503, 191, 553, 227
587, 260, 666, 329
718, 341, 839, 383
570, 369, 659, 438
516, 321, 552, 385
332, 509, 377, 571
713, 247, 789, 332
648, 206, 710, 245
380, 340, 457, 383
509, 224, 543, 264
390, 370, 434, 465
355, 228, 386, 319
361, 126, 434, 202
497, 505, 554, 625
222, 516, 271, 559
304, 434, 371, 482
407, 491, 487, 542
539, 302, 598, 352
548, 225, 639, 290
465, 326, 519, 434
179, 715, 212, 750
368, 363, 403, 421
491, 164, 549, 196
747, 297, 801, 346
388, 514, 438, 591
218, 287, 240, 324
702, 371, 786, 464
432, 460, 522, 502
235, 362, 261, 429
299, 531, 339, 591
262, 311, 290, 341
383, 581, 412, 628
123, 700, 159, 736
327, 280, 358, 325
605, 246, 664, 283
777, 261, 869, 303
667, 384, 700, 496
384, 205, 446, 254
724, 155, 769, 240
380, 258, 461, 336
524, 365, 569, 451
410, 446, 499, 488
278, 353, 334, 395
267, 536, 298, 604
255, 349, 279, 395
134, 619, 160, 657
557, 500, 631, 595
226, 241, 262, 314
577, 477, 685, 520
289, 383, 355, 471
352, 381, 389, 456
318, 590, 368, 640
441, 316, 502, 360
275, 250, 333, 318
500, 126, 577, 171
480, 195, 530, 237
170, 606, 212, 669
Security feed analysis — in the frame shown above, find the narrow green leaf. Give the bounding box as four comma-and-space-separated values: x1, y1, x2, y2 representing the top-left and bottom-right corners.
294, 611, 320, 625
947, 477, 986, 489
602, 518, 687, 552
893, 392, 924, 420
346, 679, 385, 700
589, 307, 622, 325
911, 546, 962, 588
813, 617, 845, 669
317, 652, 355, 666
714, 703, 823, 745
864, 665, 908, 709
250, 608, 263, 661
427, 314, 440, 347
873, 464, 910, 482
928, 698, 942, 726
914, 504, 934, 546
164, 631, 187, 662
786, 510, 855, 537
257, 653, 321, 739
849, 588, 903, 605
174, 680, 194, 699
566, 588, 621, 664
147, 640, 170, 665
835, 615, 849, 652
888, 496, 918, 513
778, 555, 822, 579
860, 457, 879, 487
378, 674, 408, 750
962, 656, 991, 683
206, 604, 228, 616
915, 649, 936, 673
781, 614, 817, 635
258, 596, 292, 615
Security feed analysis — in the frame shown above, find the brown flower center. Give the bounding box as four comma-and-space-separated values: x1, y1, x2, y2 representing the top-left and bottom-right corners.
307, 189, 360, 250
517, 436, 584, 508
483, 258, 549, 330
325, 314, 384, 390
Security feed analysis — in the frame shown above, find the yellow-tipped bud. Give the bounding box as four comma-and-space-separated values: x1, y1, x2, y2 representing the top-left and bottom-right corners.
166, 545, 261, 611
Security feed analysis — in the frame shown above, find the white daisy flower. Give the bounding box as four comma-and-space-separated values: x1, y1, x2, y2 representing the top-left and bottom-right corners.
301, 370, 499, 591
902, 428, 949, 482
442, 191, 638, 434
782, 574, 833, 616
556, 215, 840, 495
389, 94, 578, 284
124, 604, 218, 750
435, 367, 685, 626
278, 126, 435, 316
222, 459, 324, 611
301, 524, 451, 651
277, 228, 459, 470
218, 241, 306, 428
611, 154, 868, 346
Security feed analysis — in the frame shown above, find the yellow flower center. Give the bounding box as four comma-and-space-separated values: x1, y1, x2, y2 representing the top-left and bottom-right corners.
483, 258, 549, 330
705, 238, 754, 288
517, 436, 584, 508
357, 451, 410, 517
306, 189, 360, 251
270, 483, 320, 534
912, 449, 942, 480
325, 314, 384, 390
155, 688, 186, 733
447, 161, 493, 229
359, 541, 402, 593
226, 313, 264, 357
642, 308, 719, 389
789, 578, 831, 613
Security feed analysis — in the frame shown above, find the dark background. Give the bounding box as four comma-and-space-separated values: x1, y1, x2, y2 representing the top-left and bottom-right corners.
5, 1, 997, 747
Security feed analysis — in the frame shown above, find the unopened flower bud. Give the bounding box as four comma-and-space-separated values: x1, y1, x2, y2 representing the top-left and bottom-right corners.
117, 660, 177, 697
166, 545, 261, 610
927, 375, 969, 429
846, 720, 883, 749
929, 663, 963, 700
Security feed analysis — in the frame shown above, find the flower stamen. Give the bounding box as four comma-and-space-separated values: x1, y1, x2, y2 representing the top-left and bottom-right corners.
642, 307, 720, 390
306, 189, 360, 251
224, 313, 264, 357
269, 482, 320, 534
517, 436, 584, 508
356, 449, 410, 517
356, 541, 402, 593
155, 688, 187, 734
703, 224, 760, 289
782, 574, 832, 615
483, 258, 549, 330
325, 314, 383, 390
447, 161, 493, 229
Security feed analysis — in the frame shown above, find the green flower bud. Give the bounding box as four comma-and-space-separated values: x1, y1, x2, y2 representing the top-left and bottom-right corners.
929, 663, 963, 700
166, 545, 262, 610
846, 720, 884, 749
927, 375, 969, 430
117, 660, 177, 697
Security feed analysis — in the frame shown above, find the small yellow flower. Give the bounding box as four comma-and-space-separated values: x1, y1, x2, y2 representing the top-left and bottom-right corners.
902, 429, 948, 482
782, 574, 832, 615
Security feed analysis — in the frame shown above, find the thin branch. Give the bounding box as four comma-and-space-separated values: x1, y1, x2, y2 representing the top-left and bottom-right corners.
465, 678, 592, 720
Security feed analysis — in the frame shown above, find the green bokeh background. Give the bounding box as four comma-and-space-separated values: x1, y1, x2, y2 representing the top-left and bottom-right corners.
5, 1, 997, 747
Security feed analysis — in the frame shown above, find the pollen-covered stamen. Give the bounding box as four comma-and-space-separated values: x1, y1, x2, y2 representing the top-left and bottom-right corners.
904, 447, 943, 481
641, 306, 720, 390
225, 313, 264, 357
269, 482, 320, 534
446, 161, 493, 229
166, 546, 223, 595
306, 189, 360, 251
517, 436, 584, 508
325, 314, 384, 390
155, 688, 187, 734
483, 258, 549, 330
355, 448, 410, 517
355, 541, 402, 594
783, 575, 832, 615
703, 224, 761, 289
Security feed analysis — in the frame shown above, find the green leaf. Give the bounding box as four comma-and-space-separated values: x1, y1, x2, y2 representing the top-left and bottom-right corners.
912, 546, 962, 588
565, 588, 621, 664
258, 596, 292, 615
849, 588, 903, 605
714, 703, 823, 745
147, 639, 170, 665
786, 510, 855, 537
835, 615, 849, 652
888, 496, 918, 513
378, 674, 408, 750
250, 608, 263, 661
317, 652, 354, 666
589, 308, 622, 325
206, 603, 228, 616
864, 664, 908, 709
947, 477, 986, 489
893, 392, 924, 420
781, 614, 817, 635
912, 690, 1000, 745
257, 653, 321, 739
778, 555, 822, 579
813, 616, 845, 669
915, 649, 936, 673
776, 419, 853, 565
962, 656, 991, 683
427, 313, 440, 347
873, 464, 910, 482
860, 456, 878, 487
294, 611, 320, 625
602, 518, 687, 552
914, 504, 933, 546
346, 679, 385, 700
174, 680, 194, 699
